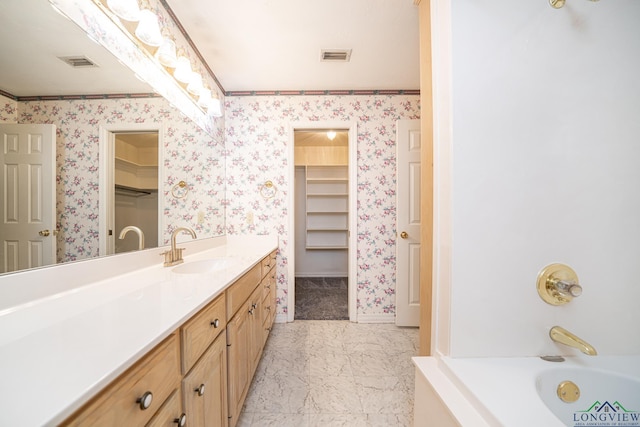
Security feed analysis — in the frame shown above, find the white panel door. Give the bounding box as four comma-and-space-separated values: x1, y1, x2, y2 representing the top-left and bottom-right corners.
0, 124, 56, 273
396, 119, 421, 326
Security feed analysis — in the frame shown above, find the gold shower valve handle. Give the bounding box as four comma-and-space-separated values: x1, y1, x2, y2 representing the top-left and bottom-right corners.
537, 263, 581, 305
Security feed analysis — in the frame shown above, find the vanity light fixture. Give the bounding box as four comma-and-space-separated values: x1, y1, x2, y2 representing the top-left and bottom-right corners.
327, 130, 337, 140
155, 37, 178, 68
106, 0, 141, 21
135, 8, 163, 47
173, 55, 193, 84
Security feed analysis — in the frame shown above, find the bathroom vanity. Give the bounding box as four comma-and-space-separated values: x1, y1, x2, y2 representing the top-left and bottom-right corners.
0, 235, 278, 427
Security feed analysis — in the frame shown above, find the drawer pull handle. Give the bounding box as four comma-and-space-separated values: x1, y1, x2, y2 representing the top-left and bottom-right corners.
195, 383, 206, 396
265, 285, 271, 289
249, 307, 255, 315
266, 306, 271, 311
136, 391, 153, 410
252, 303, 257, 309
210, 318, 220, 328
174, 413, 187, 426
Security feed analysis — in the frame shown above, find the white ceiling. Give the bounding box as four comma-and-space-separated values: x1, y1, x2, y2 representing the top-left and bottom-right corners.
0, 0, 152, 97
165, 0, 420, 92
0, 0, 419, 98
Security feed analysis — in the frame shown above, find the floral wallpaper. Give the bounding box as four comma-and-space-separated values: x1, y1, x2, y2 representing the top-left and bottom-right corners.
16, 96, 225, 263
0, 95, 17, 123
225, 94, 420, 318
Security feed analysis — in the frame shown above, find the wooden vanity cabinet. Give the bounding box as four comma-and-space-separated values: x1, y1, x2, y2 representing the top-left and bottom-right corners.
61, 251, 277, 427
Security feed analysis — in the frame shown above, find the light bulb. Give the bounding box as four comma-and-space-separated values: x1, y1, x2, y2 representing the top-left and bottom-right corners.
173, 56, 192, 83
155, 38, 177, 68
198, 89, 212, 109
106, 0, 141, 21
327, 131, 337, 140
187, 72, 204, 96
135, 9, 163, 47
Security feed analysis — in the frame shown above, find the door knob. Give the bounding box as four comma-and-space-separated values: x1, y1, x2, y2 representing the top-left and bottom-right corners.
400, 231, 408, 239
39, 229, 50, 237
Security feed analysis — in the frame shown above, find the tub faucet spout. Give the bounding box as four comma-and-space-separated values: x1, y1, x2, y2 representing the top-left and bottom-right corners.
549, 326, 597, 356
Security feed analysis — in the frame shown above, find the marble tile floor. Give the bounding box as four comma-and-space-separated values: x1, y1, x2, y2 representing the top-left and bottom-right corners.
238, 320, 419, 427
294, 277, 348, 320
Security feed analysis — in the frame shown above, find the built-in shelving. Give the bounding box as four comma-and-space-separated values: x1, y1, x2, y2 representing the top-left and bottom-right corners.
305, 165, 348, 250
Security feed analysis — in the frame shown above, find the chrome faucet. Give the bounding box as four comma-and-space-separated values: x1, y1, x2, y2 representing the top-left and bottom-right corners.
161, 227, 197, 267
119, 226, 145, 250
549, 326, 597, 356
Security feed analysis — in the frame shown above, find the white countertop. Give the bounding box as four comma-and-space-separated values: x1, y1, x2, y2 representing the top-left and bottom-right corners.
0, 235, 278, 426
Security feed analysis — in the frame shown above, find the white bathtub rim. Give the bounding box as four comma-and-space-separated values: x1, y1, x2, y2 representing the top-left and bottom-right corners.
416, 354, 640, 427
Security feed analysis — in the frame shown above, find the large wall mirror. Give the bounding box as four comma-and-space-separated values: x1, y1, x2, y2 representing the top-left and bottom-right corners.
0, 0, 225, 275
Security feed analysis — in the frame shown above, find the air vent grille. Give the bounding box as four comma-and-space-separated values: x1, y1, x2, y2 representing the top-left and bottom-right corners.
58, 56, 98, 68
320, 49, 352, 62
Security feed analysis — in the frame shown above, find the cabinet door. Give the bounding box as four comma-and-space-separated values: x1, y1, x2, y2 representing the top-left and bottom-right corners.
226, 303, 251, 427
182, 334, 228, 427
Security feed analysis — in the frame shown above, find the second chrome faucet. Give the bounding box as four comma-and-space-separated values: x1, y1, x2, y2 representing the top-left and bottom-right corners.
161, 227, 197, 267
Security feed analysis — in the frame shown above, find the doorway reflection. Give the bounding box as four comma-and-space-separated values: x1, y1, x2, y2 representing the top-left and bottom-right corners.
113, 132, 159, 253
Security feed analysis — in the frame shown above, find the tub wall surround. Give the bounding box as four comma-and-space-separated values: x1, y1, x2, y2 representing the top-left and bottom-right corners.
434, 0, 640, 358
224, 94, 420, 319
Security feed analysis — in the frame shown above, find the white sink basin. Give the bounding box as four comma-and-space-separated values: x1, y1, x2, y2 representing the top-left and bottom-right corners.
171, 258, 234, 275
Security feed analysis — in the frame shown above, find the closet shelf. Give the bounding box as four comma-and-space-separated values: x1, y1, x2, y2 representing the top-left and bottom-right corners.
115, 184, 155, 197
305, 165, 349, 250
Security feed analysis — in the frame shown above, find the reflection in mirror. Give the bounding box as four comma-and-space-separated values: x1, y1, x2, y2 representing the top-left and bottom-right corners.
0, 0, 225, 275
112, 132, 159, 254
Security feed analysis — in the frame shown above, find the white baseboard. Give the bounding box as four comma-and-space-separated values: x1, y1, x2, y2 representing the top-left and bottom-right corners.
274, 313, 288, 323
294, 272, 348, 278
356, 313, 396, 324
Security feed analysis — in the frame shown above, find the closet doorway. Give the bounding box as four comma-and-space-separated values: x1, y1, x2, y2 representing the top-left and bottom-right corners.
98, 123, 163, 256
288, 124, 357, 322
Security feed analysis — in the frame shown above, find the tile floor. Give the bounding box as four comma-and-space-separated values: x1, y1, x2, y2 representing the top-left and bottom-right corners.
237, 320, 419, 427
294, 277, 349, 320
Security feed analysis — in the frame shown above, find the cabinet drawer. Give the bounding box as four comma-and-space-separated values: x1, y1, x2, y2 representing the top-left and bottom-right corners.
62, 334, 180, 427
260, 251, 277, 278
226, 264, 261, 320
146, 388, 185, 427
181, 293, 227, 374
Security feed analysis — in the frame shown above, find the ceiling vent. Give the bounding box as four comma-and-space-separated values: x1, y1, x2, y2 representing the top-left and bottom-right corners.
58, 56, 99, 68
320, 49, 352, 62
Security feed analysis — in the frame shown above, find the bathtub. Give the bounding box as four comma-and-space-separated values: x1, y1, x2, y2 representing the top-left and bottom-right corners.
413, 355, 640, 426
